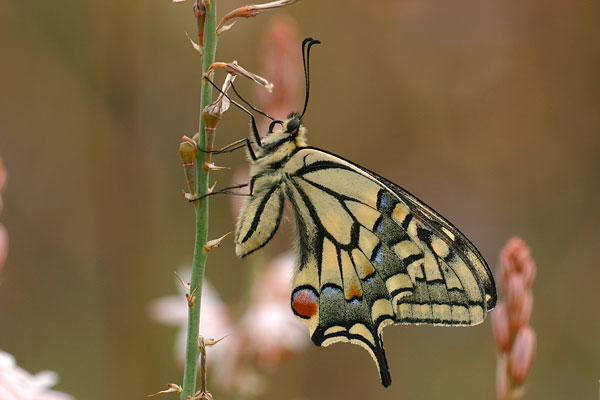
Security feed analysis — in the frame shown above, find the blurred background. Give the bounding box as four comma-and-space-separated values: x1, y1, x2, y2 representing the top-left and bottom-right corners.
1, 0, 599, 399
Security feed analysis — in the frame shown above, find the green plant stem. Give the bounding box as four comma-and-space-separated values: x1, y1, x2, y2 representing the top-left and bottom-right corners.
181, 1, 218, 398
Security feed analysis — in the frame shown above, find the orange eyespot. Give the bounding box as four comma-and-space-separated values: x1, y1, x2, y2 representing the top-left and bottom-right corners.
292, 287, 318, 318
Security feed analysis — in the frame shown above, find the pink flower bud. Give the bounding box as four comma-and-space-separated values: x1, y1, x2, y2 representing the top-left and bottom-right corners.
496, 354, 509, 400
521, 259, 536, 288
0, 155, 6, 193
491, 303, 510, 352
511, 291, 533, 329
0, 225, 7, 270
257, 16, 301, 125
509, 326, 536, 382
505, 274, 527, 315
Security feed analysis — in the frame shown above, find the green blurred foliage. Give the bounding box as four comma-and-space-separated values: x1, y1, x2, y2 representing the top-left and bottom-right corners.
0, 0, 599, 399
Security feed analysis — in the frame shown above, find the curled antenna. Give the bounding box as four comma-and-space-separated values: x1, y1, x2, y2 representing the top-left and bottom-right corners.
299, 37, 321, 120
230, 82, 276, 121
268, 120, 283, 132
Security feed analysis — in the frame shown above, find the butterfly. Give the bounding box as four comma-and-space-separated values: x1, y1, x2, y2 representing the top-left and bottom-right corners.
229, 38, 496, 387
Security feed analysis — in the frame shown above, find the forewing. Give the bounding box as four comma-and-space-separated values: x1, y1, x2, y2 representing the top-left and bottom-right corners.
284, 147, 496, 386
235, 179, 285, 258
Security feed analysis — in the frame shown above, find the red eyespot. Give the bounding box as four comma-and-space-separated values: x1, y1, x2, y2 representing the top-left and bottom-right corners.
292, 287, 318, 318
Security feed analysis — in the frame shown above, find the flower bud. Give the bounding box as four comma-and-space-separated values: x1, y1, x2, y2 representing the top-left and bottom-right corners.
179, 140, 198, 198
0, 225, 7, 270
496, 354, 508, 400
505, 274, 527, 315
521, 259, 536, 288
511, 291, 533, 329
509, 326, 536, 382
202, 103, 224, 129
491, 303, 510, 352
0, 156, 6, 193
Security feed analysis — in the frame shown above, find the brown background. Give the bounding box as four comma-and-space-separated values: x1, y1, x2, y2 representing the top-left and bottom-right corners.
0, 1, 599, 399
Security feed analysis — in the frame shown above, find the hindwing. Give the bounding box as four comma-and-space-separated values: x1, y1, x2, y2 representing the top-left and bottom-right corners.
283, 147, 496, 387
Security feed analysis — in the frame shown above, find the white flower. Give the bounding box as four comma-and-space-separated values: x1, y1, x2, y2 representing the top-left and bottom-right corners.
149, 269, 234, 368
0, 351, 73, 400
240, 253, 308, 370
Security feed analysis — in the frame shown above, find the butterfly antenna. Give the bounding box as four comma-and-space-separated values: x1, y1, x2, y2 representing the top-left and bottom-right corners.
230, 82, 275, 121
203, 75, 254, 118
300, 38, 321, 120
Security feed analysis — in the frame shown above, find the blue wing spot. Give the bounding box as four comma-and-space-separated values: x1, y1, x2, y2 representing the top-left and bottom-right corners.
373, 216, 384, 233
364, 274, 376, 284
373, 245, 384, 264
322, 285, 342, 297
350, 298, 362, 306
377, 190, 388, 209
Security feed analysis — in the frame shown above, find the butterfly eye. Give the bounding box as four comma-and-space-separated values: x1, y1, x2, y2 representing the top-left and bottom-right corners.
286, 118, 300, 133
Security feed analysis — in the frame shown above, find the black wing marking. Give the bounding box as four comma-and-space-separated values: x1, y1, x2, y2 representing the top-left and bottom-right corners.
282, 147, 496, 387
235, 178, 285, 258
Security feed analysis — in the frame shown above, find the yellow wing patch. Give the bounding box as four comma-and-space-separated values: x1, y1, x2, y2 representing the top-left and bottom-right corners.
238, 146, 496, 388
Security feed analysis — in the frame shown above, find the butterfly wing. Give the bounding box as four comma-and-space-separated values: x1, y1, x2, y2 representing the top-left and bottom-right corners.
235, 177, 285, 258
283, 147, 496, 387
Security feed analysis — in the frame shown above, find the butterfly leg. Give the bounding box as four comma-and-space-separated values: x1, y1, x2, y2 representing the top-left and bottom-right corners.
202, 74, 264, 150
187, 177, 255, 202
197, 138, 252, 155
249, 115, 262, 149
194, 137, 256, 160
244, 137, 257, 161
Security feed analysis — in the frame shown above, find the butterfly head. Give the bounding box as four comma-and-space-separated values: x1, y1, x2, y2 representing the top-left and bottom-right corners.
261, 113, 307, 150
284, 115, 301, 134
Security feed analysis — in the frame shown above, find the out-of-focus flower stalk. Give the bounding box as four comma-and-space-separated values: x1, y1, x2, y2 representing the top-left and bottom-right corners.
491, 237, 537, 400
256, 16, 302, 130
0, 154, 7, 274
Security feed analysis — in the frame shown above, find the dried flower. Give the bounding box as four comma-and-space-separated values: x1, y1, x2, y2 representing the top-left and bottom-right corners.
217, 0, 302, 35
202, 72, 238, 168
0, 351, 73, 400
203, 72, 237, 122
206, 61, 273, 93
149, 383, 182, 397
492, 237, 537, 400
185, 31, 204, 56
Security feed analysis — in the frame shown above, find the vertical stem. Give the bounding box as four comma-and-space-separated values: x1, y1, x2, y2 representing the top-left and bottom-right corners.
181, 1, 218, 399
